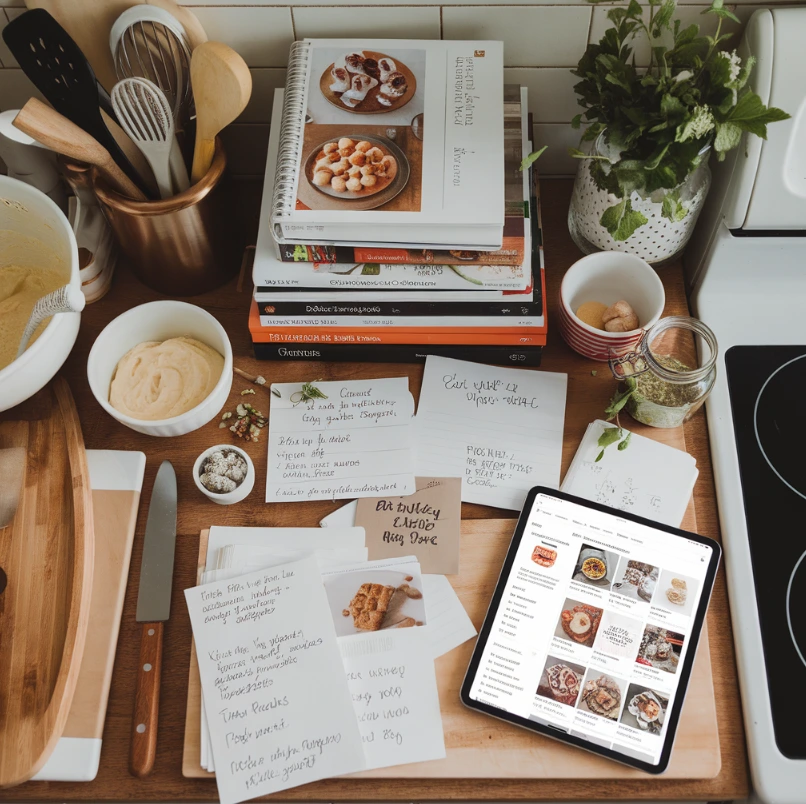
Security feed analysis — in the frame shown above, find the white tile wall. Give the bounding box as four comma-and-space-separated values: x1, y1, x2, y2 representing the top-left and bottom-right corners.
0, 2, 797, 174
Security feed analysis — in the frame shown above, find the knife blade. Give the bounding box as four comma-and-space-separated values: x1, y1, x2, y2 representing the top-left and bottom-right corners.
130, 460, 177, 778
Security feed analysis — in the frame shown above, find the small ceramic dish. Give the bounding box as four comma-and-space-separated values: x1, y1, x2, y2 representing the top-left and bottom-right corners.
193, 444, 255, 505
558, 252, 665, 362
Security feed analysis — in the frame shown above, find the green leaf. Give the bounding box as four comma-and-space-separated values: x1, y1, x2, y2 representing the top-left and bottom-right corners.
519, 145, 547, 171
618, 432, 633, 451
601, 198, 648, 241
714, 120, 743, 153
729, 91, 790, 125
652, 0, 677, 34
626, 0, 643, 17
605, 72, 632, 92
595, 450, 605, 463
661, 93, 686, 120
661, 190, 688, 222
571, 113, 583, 129
709, 5, 740, 22
605, 380, 636, 420
597, 426, 624, 451
644, 142, 671, 170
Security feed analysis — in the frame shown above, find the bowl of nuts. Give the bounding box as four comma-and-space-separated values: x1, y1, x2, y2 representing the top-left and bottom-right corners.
558, 252, 665, 362
193, 444, 255, 505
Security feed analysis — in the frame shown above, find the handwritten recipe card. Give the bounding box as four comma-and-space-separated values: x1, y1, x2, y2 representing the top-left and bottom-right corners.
414, 356, 568, 510
266, 378, 415, 502
355, 477, 462, 574
185, 557, 365, 804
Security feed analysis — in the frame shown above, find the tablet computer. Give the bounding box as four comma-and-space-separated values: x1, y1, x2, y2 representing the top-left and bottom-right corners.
461, 486, 721, 774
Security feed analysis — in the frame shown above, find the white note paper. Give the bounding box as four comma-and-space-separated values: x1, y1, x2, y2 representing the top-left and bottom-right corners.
185, 557, 365, 803
414, 356, 568, 510
340, 629, 446, 770
421, 574, 477, 658
561, 420, 699, 526
266, 378, 416, 502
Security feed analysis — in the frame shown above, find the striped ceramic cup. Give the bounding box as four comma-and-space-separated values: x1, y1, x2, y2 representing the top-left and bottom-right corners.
558, 252, 665, 362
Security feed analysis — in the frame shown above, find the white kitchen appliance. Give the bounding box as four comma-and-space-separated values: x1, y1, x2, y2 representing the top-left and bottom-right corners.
687, 8, 806, 804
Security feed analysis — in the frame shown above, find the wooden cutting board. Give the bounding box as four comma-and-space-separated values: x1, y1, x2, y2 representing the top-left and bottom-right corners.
182, 518, 721, 781
33, 450, 145, 782
0, 378, 94, 788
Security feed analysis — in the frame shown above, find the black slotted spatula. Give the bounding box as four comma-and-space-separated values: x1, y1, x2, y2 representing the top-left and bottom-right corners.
3, 8, 151, 198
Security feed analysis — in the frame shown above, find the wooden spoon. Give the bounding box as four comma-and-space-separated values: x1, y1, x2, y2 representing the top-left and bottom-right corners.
190, 41, 252, 184
14, 99, 147, 201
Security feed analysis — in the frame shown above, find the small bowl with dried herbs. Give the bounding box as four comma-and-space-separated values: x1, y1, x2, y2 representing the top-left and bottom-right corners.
193, 444, 255, 505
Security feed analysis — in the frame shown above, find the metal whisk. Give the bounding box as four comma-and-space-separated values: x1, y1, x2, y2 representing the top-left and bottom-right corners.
110, 6, 193, 123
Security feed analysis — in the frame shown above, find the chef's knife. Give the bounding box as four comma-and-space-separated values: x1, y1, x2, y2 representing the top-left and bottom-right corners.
130, 460, 177, 778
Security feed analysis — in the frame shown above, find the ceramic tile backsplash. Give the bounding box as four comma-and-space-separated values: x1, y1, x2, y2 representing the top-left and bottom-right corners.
442, 5, 592, 67
0, 1, 793, 174
292, 5, 441, 39
190, 6, 294, 67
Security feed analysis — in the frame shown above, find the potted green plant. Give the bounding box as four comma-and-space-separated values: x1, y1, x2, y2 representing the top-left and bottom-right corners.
552, 0, 789, 263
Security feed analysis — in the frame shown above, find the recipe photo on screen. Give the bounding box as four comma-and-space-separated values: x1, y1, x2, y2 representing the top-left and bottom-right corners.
467, 492, 713, 766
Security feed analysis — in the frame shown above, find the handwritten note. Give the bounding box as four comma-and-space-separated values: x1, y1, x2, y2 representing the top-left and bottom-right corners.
561, 420, 698, 526
266, 378, 415, 502
414, 356, 567, 510
355, 477, 462, 574
340, 629, 446, 770
185, 557, 365, 803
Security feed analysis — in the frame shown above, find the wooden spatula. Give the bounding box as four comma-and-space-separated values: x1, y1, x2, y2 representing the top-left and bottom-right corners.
190, 42, 251, 184
14, 99, 147, 201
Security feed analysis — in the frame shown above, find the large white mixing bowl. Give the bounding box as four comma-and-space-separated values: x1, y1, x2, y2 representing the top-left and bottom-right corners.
0, 175, 80, 412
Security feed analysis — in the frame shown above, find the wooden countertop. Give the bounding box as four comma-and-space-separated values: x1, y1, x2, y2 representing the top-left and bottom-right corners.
0, 179, 749, 802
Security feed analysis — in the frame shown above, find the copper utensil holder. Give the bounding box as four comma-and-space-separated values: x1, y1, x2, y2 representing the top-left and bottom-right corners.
92, 138, 238, 296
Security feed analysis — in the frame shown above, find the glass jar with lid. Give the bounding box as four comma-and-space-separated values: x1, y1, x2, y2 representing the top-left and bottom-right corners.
608, 316, 718, 429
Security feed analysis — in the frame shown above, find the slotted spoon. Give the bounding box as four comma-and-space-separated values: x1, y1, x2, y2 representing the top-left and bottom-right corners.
111, 78, 188, 199
1, 8, 150, 197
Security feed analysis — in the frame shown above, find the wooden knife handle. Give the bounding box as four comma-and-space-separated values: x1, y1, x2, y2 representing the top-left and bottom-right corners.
129, 621, 164, 778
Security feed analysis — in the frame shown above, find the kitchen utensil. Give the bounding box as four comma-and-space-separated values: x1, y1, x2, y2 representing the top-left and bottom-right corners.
192, 444, 255, 505
190, 42, 251, 183
14, 99, 147, 201
0, 378, 94, 788
0, 110, 68, 212
58, 156, 118, 304
87, 300, 233, 438
91, 138, 239, 295
183, 517, 721, 781
557, 251, 665, 362
110, 6, 193, 124
25, 0, 208, 94
34, 450, 146, 782
16, 284, 86, 360
0, 174, 80, 414
2, 9, 150, 197
111, 78, 188, 199
129, 460, 177, 779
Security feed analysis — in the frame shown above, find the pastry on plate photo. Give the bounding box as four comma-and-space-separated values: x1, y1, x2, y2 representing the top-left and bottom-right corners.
327, 568, 425, 636
531, 544, 557, 568
555, 599, 604, 647
571, 544, 618, 588
621, 683, 669, 735
535, 655, 586, 707
320, 50, 417, 114
635, 625, 684, 674
611, 558, 659, 603
308, 136, 398, 198
577, 673, 625, 720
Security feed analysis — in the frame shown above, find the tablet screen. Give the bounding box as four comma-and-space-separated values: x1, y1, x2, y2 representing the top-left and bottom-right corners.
464, 489, 718, 771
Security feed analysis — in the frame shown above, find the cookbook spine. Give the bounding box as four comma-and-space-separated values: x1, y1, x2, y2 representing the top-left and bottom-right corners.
252, 342, 543, 366
249, 330, 546, 345
270, 40, 310, 239
255, 300, 544, 317
277, 242, 525, 266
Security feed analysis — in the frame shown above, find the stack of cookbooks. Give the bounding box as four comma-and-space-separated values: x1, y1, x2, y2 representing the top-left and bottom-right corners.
250, 38, 547, 365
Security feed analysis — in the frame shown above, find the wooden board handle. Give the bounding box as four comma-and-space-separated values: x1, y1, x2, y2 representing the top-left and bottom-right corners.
129, 621, 164, 778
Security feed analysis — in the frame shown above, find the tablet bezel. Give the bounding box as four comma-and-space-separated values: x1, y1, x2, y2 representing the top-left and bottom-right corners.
460, 485, 722, 775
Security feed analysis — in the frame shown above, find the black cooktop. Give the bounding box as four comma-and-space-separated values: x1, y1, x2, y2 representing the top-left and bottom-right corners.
725, 346, 806, 760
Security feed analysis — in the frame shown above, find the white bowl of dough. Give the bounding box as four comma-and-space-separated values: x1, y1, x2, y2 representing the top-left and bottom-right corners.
0, 175, 81, 413
87, 300, 233, 437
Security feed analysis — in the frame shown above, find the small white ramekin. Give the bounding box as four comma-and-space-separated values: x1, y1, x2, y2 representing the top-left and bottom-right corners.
558, 252, 666, 362
193, 444, 255, 505
87, 300, 233, 437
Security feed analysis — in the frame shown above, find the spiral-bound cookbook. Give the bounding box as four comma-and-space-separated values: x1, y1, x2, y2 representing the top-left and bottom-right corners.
270, 39, 504, 249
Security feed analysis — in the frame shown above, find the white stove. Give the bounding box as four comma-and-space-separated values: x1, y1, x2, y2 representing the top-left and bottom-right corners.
687, 8, 806, 804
